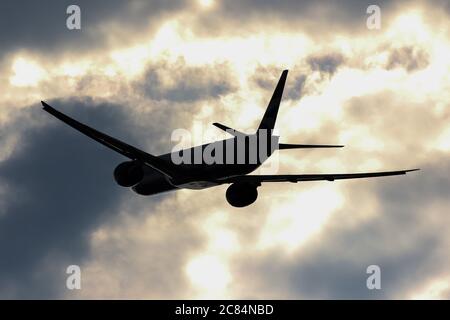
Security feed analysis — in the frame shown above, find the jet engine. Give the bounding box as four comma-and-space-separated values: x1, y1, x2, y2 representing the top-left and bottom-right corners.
225, 182, 259, 207
113, 161, 144, 187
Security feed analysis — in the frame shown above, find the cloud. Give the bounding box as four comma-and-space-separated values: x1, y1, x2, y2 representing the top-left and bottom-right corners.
0, 98, 172, 298
251, 66, 308, 101
228, 156, 450, 299
0, 0, 188, 58
137, 59, 237, 102
67, 193, 209, 299
386, 46, 430, 72
251, 51, 345, 102
190, 0, 408, 38
308, 54, 345, 76
0, 0, 449, 300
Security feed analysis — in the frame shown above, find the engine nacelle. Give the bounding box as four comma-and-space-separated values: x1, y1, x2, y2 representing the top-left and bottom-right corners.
226, 182, 259, 207
113, 161, 144, 187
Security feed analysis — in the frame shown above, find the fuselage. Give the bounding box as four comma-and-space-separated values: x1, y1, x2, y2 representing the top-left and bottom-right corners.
132, 135, 276, 195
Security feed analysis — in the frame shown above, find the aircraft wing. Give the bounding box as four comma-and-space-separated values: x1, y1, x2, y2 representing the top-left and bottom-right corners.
41, 101, 180, 178
222, 169, 419, 183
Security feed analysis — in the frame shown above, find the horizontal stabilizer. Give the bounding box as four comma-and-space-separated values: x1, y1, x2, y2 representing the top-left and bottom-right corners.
212, 122, 246, 138
278, 143, 344, 149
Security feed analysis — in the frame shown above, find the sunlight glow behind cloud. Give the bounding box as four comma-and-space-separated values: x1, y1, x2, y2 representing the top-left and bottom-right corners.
257, 185, 344, 252
186, 254, 232, 298
9, 57, 46, 87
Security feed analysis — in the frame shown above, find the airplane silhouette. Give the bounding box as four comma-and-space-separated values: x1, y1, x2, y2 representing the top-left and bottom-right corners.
41, 70, 418, 207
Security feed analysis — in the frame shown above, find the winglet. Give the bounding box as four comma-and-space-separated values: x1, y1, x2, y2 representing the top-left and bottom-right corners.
41, 100, 51, 110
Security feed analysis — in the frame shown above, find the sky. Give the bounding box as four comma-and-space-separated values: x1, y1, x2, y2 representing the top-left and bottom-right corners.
0, 0, 449, 299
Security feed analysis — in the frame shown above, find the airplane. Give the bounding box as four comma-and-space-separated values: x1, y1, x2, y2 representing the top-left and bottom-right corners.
41, 70, 419, 207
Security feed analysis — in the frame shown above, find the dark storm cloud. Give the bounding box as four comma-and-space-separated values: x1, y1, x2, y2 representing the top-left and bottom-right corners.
386, 46, 430, 72
0, 98, 170, 298
0, 0, 187, 58
138, 60, 237, 102
217, 0, 394, 17
193, 0, 405, 36
236, 158, 450, 299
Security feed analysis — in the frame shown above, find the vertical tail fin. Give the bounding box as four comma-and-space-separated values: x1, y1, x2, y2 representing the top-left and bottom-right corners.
257, 70, 288, 131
